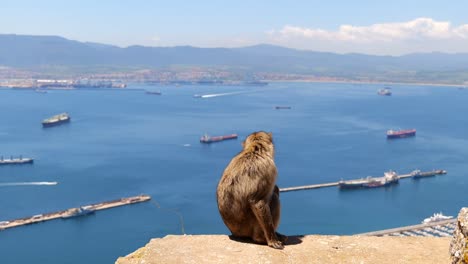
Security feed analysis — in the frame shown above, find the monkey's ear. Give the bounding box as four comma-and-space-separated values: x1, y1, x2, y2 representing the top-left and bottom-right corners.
268, 132, 273, 138
242, 140, 245, 148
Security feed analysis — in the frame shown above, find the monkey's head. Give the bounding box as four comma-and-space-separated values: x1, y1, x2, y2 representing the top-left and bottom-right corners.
242, 131, 274, 156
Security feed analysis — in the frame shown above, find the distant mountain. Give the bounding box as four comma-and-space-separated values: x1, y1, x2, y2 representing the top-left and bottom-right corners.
2, 34, 468, 82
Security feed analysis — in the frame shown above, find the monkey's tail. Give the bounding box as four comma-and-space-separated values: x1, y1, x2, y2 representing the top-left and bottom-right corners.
150, 200, 186, 235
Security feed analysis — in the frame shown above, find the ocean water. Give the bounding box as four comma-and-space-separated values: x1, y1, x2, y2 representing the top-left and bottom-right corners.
0, 82, 467, 263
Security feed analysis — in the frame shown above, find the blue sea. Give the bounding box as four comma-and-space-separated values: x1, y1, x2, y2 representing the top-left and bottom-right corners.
1, 82, 467, 263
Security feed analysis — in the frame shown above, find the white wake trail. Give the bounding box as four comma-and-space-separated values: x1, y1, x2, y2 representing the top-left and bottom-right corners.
0, 181, 58, 187
200, 91, 248, 98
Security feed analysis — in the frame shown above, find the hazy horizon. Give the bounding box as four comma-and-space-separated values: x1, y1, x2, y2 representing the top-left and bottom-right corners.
4, 33, 468, 58
2, 0, 468, 56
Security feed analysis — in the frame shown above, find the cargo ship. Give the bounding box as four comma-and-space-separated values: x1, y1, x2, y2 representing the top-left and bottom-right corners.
386, 129, 416, 139
61, 206, 95, 219
35, 89, 48, 94
0, 156, 33, 165
378, 88, 392, 96
275, 106, 291, 110
338, 177, 371, 189
145, 90, 162, 95
42, 113, 70, 127
339, 170, 399, 189
411, 169, 447, 179
200, 133, 238, 143
244, 81, 268, 86
362, 176, 396, 188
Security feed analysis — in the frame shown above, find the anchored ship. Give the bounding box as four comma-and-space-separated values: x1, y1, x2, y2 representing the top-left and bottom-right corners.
200, 133, 238, 143
339, 170, 399, 189
338, 177, 372, 189
386, 129, 416, 139
378, 88, 392, 96
422, 212, 453, 224
411, 169, 447, 179
275, 106, 291, 110
145, 90, 162, 95
0, 156, 33, 165
42, 113, 70, 128
244, 81, 268, 86
35, 89, 48, 94
61, 206, 95, 219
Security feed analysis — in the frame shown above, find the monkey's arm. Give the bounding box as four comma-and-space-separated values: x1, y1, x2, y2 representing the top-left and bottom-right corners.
249, 200, 284, 249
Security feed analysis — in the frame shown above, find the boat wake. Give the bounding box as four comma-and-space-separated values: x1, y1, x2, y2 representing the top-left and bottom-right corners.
0, 181, 58, 187
196, 91, 249, 98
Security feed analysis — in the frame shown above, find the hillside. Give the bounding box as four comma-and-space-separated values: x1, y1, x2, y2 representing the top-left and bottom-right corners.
2, 34, 468, 83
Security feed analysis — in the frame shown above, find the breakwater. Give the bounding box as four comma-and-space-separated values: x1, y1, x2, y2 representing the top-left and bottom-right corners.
0, 195, 151, 231
358, 218, 456, 237
279, 169, 446, 192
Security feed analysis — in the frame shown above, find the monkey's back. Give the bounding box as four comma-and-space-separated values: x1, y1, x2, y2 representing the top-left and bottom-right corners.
216, 147, 277, 234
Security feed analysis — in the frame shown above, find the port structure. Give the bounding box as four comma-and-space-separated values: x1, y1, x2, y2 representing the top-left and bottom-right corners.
0, 195, 151, 231
358, 218, 456, 237
279, 169, 446, 192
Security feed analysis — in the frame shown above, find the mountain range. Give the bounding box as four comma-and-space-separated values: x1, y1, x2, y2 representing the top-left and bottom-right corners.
1, 34, 468, 83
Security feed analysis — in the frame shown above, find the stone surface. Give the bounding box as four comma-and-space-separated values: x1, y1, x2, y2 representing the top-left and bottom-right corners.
450, 207, 468, 264
116, 234, 450, 264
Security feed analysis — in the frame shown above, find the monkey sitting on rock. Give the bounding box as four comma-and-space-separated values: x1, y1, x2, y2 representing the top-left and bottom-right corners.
216, 131, 287, 249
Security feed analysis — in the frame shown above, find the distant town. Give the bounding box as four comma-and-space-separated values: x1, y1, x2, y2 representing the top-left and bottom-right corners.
0, 67, 386, 89
0, 67, 352, 89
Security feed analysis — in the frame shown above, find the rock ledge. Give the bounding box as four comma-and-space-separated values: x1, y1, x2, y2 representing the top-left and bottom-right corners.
116, 234, 450, 264
450, 207, 468, 264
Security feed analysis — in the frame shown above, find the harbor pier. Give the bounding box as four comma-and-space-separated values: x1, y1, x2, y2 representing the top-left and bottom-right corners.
0, 195, 151, 231
279, 169, 446, 193
358, 218, 457, 237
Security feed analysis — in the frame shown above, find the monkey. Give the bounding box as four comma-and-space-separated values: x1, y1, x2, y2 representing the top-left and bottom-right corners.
216, 131, 287, 249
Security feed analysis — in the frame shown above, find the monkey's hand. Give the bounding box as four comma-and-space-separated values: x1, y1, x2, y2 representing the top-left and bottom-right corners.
268, 240, 284, 249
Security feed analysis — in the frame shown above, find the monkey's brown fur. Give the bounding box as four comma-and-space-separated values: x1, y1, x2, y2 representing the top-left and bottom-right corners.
216, 131, 286, 249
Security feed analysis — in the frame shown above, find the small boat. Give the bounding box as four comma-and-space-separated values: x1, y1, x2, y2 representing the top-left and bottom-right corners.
62, 206, 95, 219
193, 94, 202, 98
200, 133, 238, 143
0, 156, 34, 165
146, 90, 162, 95
275, 106, 291, 110
378, 88, 392, 96
386, 129, 416, 139
42, 113, 70, 128
422, 212, 453, 224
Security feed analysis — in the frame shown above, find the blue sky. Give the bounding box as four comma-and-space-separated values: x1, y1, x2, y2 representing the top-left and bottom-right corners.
2, 0, 468, 55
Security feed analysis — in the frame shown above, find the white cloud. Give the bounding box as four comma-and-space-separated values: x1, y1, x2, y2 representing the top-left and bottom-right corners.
267, 18, 468, 55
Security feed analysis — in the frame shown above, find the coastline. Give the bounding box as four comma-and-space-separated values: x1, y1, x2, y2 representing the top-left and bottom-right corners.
265, 79, 468, 88
1, 79, 466, 89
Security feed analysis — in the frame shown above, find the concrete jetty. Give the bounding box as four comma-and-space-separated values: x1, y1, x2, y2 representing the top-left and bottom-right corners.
279, 169, 446, 192
358, 218, 456, 237
0, 194, 151, 231
279, 182, 339, 192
